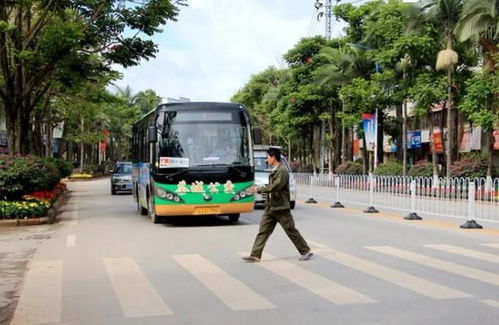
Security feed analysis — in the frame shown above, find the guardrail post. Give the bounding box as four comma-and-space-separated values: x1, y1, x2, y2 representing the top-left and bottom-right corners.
331, 176, 344, 208
305, 174, 317, 204
364, 173, 379, 213
404, 180, 422, 220
460, 182, 482, 229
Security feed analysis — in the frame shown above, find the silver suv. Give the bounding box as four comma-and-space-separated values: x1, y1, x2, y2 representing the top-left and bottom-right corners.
253, 146, 296, 209
110, 161, 133, 195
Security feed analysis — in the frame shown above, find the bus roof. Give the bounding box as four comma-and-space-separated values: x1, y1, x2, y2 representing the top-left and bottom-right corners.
135, 102, 247, 125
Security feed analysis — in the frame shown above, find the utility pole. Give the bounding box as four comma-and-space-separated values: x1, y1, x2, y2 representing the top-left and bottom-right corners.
315, 0, 333, 174
324, 0, 332, 40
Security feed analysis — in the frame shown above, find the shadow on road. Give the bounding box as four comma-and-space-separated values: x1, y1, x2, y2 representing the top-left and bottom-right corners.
159, 215, 254, 228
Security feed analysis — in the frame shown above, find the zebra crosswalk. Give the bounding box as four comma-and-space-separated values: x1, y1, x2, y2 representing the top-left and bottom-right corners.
10, 242, 499, 324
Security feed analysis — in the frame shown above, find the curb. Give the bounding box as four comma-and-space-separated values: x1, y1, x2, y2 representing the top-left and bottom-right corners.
0, 189, 69, 227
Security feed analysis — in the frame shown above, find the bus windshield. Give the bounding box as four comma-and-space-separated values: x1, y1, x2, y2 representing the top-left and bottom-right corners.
158, 110, 251, 167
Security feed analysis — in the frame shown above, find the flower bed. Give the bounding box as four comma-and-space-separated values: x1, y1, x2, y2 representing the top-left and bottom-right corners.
0, 183, 66, 220
69, 173, 93, 180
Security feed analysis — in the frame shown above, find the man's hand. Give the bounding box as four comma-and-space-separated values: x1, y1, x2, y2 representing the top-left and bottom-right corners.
251, 185, 258, 194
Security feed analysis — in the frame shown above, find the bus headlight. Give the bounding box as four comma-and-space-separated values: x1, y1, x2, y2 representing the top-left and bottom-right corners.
156, 188, 167, 198
154, 187, 184, 203
231, 186, 253, 201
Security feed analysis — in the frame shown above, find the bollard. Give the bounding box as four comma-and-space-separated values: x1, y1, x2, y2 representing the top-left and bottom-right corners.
364, 173, 379, 213
331, 176, 344, 208
404, 180, 422, 220
460, 182, 482, 229
305, 174, 317, 204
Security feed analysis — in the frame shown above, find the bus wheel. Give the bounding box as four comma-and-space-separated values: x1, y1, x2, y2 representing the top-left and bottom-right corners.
228, 214, 240, 223
148, 194, 160, 224
138, 200, 148, 215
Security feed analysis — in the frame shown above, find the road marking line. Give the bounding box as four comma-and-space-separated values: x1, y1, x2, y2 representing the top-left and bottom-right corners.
482, 299, 499, 308
173, 254, 275, 311
480, 243, 499, 249
323, 248, 471, 299
369, 246, 499, 286
66, 235, 76, 247
103, 257, 172, 317
10, 260, 63, 325
425, 244, 499, 263
239, 252, 375, 305
308, 240, 328, 249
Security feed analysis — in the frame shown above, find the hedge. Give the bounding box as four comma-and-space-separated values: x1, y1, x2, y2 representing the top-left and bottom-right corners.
0, 155, 72, 201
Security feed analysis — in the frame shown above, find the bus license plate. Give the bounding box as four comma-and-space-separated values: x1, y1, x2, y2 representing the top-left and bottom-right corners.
194, 207, 220, 215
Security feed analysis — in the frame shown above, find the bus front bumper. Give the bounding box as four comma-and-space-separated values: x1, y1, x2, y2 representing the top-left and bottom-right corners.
154, 202, 254, 216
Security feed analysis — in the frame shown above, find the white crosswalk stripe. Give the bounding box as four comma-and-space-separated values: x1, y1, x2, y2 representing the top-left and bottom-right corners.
10, 260, 63, 325
322, 248, 472, 299
13, 242, 497, 323
173, 254, 275, 311
248, 252, 376, 305
480, 243, 499, 249
368, 246, 499, 286
482, 299, 499, 309
425, 244, 499, 263
66, 234, 76, 247
103, 257, 172, 318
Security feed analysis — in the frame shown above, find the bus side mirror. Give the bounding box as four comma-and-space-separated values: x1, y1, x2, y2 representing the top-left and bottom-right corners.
148, 125, 158, 143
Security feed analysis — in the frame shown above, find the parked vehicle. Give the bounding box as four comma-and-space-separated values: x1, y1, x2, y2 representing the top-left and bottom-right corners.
111, 161, 133, 195
253, 146, 296, 209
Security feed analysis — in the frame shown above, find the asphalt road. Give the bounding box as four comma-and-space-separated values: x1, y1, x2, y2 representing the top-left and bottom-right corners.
1, 177, 499, 325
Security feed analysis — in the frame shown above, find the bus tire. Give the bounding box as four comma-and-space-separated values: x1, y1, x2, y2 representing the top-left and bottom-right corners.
139, 201, 148, 215
148, 194, 160, 224
228, 214, 240, 223
290, 201, 295, 210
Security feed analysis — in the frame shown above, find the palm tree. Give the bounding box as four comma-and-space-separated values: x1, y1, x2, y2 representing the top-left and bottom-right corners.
421, 0, 464, 177
455, 0, 498, 178
455, 0, 498, 70
134, 89, 162, 115
314, 46, 372, 172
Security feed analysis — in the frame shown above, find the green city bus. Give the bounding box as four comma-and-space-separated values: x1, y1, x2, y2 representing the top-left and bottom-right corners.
132, 102, 255, 223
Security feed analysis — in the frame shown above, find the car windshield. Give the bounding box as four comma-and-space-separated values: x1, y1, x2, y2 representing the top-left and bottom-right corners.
114, 163, 132, 174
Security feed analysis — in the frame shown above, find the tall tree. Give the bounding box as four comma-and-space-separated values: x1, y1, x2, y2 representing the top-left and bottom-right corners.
0, 0, 185, 154
421, 0, 464, 177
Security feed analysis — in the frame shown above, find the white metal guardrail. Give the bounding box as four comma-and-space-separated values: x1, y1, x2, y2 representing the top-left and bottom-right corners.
294, 173, 499, 227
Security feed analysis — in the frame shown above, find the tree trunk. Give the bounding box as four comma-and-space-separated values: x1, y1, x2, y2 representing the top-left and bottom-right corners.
445, 68, 453, 178
376, 111, 384, 167
487, 131, 494, 178
313, 124, 321, 172
79, 116, 84, 172
430, 114, 439, 177
396, 103, 403, 163
402, 99, 408, 176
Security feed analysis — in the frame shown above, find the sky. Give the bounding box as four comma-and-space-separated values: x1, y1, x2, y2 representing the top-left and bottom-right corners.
113, 0, 353, 102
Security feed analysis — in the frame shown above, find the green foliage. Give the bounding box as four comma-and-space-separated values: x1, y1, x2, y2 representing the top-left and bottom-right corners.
335, 161, 364, 175
0, 155, 68, 200
459, 71, 499, 131
374, 161, 403, 175
408, 160, 436, 177
449, 153, 497, 178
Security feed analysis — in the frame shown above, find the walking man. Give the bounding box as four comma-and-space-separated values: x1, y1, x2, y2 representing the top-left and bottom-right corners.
242, 147, 313, 262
